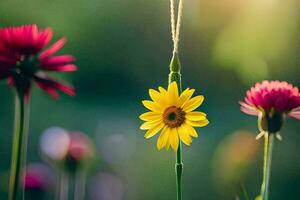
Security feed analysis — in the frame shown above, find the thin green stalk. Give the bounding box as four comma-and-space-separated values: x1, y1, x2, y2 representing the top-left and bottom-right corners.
9, 93, 30, 200
74, 169, 86, 200
175, 143, 183, 200
260, 133, 275, 200
59, 171, 69, 200
169, 53, 183, 200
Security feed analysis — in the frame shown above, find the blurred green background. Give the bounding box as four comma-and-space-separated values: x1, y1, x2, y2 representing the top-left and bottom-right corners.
0, 0, 300, 199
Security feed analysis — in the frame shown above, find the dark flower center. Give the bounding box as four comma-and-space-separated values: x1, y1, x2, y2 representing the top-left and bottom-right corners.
16, 55, 39, 77
10, 55, 40, 95
163, 106, 186, 128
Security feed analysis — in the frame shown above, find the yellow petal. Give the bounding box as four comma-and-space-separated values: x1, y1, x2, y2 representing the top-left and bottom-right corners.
178, 88, 195, 107
177, 126, 192, 146
169, 128, 179, 152
142, 100, 163, 113
165, 128, 172, 150
186, 119, 209, 127
158, 86, 167, 94
182, 95, 204, 112
185, 111, 207, 121
157, 126, 169, 150
165, 138, 171, 150
149, 89, 167, 107
139, 112, 162, 121
187, 125, 198, 138
167, 82, 179, 106
140, 119, 162, 130
144, 123, 164, 138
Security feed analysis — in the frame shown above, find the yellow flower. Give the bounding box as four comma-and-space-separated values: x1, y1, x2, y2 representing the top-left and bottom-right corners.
139, 82, 209, 151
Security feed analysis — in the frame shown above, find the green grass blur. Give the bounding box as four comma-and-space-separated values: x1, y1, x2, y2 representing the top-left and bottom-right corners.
0, 0, 299, 199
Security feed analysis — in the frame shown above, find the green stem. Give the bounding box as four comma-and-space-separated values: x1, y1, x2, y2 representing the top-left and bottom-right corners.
176, 143, 183, 200
9, 93, 30, 200
59, 171, 69, 200
74, 169, 86, 200
260, 133, 275, 200
169, 53, 183, 200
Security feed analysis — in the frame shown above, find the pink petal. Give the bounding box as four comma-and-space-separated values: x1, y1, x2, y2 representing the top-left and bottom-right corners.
39, 38, 66, 59
35, 79, 59, 99
34, 76, 75, 98
288, 112, 300, 120
23, 25, 37, 49
50, 80, 76, 97
291, 107, 300, 112
241, 80, 300, 112
36, 27, 53, 49
240, 106, 259, 116
0, 25, 55, 55
239, 101, 259, 116
41, 64, 77, 72
41, 55, 75, 66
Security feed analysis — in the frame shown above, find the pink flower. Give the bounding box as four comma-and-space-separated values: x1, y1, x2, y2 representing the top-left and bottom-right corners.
240, 81, 300, 119
240, 80, 300, 138
23, 163, 54, 190
68, 132, 94, 162
40, 127, 94, 172
0, 24, 77, 99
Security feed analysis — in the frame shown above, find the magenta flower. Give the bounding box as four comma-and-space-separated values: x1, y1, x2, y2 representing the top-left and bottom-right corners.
0, 24, 77, 99
23, 163, 53, 190
240, 80, 300, 139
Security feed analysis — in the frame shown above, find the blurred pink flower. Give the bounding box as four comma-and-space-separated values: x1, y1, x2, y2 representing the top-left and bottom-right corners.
240, 80, 300, 119
40, 127, 94, 171
23, 163, 54, 190
0, 24, 76, 99
68, 132, 94, 162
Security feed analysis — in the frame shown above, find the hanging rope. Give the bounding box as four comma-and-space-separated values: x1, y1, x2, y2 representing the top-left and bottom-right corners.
170, 0, 184, 54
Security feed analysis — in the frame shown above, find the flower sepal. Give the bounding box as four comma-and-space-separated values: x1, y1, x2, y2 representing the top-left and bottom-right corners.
257, 109, 285, 140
